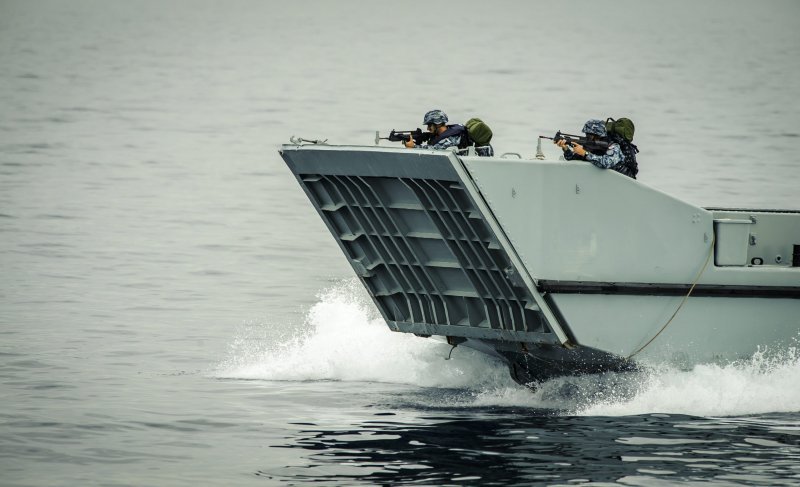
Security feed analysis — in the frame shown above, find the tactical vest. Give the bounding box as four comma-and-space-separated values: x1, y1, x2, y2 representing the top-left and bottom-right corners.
428, 124, 470, 150
610, 134, 639, 179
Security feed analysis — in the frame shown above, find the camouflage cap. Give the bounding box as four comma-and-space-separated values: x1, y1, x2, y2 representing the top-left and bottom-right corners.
582, 119, 607, 137
423, 110, 448, 126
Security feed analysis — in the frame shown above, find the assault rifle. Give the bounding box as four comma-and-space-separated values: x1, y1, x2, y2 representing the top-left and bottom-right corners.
539, 131, 610, 154
378, 128, 432, 145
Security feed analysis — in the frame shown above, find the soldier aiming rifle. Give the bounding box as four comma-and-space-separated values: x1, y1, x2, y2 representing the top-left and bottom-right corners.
543, 119, 636, 179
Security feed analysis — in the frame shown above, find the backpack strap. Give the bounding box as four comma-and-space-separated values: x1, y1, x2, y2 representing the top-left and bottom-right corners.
612, 135, 639, 179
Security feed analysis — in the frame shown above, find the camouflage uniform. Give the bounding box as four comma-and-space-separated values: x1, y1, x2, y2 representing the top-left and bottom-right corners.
425, 134, 462, 151
565, 119, 626, 174
583, 143, 624, 169
476, 145, 494, 157
417, 110, 463, 150
414, 110, 494, 156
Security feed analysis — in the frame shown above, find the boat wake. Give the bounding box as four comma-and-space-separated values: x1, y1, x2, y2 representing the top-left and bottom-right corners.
215, 279, 510, 389
216, 280, 800, 417
574, 348, 800, 417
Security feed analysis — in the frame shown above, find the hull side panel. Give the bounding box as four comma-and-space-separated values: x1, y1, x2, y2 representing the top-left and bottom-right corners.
550, 293, 800, 363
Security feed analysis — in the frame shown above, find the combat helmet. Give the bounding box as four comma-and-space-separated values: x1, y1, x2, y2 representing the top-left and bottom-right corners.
582, 119, 607, 137
423, 110, 448, 126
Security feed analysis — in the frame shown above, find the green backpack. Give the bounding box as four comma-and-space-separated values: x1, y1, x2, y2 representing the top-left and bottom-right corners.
605, 117, 635, 142
605, 117, 639, 179
465, 118, 493, 146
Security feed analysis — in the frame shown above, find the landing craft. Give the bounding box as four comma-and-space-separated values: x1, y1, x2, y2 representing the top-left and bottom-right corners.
279, 139, 800, 387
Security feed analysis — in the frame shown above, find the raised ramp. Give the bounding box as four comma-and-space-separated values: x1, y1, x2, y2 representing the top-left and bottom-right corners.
281, 145, 564, 344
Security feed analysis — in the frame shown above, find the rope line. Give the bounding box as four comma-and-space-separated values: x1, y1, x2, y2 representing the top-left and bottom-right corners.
626, 233, 716, 360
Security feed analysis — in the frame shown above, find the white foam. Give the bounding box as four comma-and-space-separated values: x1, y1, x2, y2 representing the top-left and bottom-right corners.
577, 349, 800, 417
217, 280, 800, 417
215, 279, 511, 389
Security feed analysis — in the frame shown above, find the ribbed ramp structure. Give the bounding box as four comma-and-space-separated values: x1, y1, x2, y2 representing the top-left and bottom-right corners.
281, 145, 560, 345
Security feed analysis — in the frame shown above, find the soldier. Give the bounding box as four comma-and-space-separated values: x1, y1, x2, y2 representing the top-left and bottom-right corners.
404, 110, 466, 151
556, 119, 633, 178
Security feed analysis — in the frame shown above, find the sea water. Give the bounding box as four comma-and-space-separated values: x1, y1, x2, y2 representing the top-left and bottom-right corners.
1, 0, 799, 485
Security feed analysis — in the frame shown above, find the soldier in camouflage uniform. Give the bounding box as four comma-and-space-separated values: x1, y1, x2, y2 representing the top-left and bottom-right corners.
404, 110, 464, 151
556, 119, 629, 177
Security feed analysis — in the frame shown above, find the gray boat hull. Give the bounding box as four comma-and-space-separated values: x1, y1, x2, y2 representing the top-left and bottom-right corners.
280, 144, 800, 386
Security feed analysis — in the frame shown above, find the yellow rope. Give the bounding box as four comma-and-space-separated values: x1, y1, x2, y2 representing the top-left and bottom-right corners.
626, 233, 715, 360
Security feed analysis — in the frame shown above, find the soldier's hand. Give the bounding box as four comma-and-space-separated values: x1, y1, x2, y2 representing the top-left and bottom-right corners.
571, 143, 586, 157
555, 139, 567, 149
404, 136, 415, 148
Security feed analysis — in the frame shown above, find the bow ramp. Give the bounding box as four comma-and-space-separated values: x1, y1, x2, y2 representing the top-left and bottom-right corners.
281, 145, 570, 347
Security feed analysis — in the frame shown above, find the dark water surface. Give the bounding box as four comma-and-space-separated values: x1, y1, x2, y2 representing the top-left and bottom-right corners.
1, 1, 799, 485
